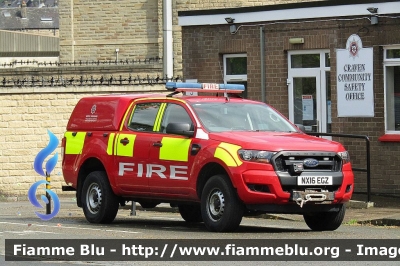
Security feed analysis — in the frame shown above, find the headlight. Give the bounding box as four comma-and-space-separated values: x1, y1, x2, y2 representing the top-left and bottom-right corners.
238, 150, 275, 164
338, 151, 350, 164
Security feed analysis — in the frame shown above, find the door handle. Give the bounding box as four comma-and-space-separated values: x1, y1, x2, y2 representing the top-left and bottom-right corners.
120, 138, 129, 145
153, 142, 163, 147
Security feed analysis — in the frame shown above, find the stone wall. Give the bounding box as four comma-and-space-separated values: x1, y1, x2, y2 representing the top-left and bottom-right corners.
59, 1, 317, 77
0, 84, 166, 200
59, 0, 161, 62
0, 33, 167, 200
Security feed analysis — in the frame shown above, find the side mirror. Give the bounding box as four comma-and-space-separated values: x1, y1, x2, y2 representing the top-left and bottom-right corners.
295, 124, 306, 133
166, 123, 194, 137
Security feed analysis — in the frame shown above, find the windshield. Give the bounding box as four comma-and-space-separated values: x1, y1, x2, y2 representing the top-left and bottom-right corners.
190, 102, 298, 133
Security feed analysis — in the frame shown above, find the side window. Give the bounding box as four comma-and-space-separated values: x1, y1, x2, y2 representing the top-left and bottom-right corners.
129, 102, 161, 132
160, 103, 193, 133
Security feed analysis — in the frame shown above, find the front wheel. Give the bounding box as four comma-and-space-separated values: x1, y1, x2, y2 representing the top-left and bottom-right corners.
201, 174, 244, 232
303, 204, 346, 231
81, 171, 119, 224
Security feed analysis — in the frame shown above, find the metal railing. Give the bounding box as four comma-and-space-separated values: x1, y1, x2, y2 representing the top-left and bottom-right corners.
0, 57, 163, 68
1, 74, 182, 87
308, 132, 371, 203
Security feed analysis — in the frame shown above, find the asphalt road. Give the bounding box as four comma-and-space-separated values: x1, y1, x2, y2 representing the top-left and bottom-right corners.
1, 199, 399, 265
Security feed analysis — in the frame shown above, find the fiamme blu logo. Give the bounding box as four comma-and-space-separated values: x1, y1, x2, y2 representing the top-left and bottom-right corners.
28, 130, 60, 220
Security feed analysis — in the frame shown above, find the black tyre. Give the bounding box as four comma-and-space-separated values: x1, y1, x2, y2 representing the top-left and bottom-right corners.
81, 171, 119, 224
178, 204, 203, 223
303, 204, 346, 231
201, 174, 244, 232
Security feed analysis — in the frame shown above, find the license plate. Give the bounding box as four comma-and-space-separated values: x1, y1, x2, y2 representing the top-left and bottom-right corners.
297, 176, 332, 186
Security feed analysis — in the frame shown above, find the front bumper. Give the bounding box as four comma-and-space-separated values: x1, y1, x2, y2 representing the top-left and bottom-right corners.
234, 163, 354, 207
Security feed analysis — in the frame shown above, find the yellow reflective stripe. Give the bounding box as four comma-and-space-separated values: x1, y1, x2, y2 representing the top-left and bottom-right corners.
159, 137, 191, 162
106, 133, 116, 155
153, 103, 166, 132
214, 142, 243, 167
119, 102, 135, 131
116, 134, 136, 157
64, 132, 86, 155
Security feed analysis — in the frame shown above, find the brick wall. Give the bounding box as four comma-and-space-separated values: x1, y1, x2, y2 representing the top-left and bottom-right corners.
181, 16, 400, 196
0, 84, 165, 200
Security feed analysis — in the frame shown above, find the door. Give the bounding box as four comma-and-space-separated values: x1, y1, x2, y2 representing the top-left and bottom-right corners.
114, 101, 163, 193
288, 51, 331, 134
148, 102, 194, 196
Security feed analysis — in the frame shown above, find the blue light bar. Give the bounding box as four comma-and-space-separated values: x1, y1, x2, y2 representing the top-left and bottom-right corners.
166, 82, 245, 93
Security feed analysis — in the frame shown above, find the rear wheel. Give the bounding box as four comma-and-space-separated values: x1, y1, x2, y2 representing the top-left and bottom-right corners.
178, 204, 203, 223
81, 171, 119, 223
303, 204, 346, 231
201, 174, 244, 232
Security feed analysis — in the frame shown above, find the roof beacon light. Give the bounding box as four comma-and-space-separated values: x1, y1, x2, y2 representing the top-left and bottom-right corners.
166, 82, 245, 94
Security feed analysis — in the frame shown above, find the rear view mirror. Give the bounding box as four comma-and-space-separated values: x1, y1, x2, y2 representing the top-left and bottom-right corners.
295, 124, 306, 133
166, 123, 194, 137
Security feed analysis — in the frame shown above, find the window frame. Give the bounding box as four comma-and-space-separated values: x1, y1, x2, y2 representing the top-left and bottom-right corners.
223, 53, 247, 83
380, 46, 400, 141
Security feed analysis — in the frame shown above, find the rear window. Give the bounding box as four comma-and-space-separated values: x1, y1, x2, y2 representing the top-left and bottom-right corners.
129, 103, 161, 132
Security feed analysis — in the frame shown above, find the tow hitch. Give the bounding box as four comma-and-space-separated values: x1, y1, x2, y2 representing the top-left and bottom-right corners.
292, 189, 335, 208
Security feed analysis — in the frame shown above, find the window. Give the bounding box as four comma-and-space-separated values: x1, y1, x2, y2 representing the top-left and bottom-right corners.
225, 55, 247, 75
290, 54, 321, 68
387, 49, 400, 59
383, 47, 400, 136
129, 102, 161, 132
223, 54, 247, 98
160, 103, 193, 133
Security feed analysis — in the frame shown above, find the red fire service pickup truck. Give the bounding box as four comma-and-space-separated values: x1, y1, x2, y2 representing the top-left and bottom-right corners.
61, 82, 354, 232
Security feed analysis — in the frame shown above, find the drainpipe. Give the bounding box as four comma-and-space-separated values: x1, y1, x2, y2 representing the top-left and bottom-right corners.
70, 0, 74, 62
260, 26, 266, 103
163, 0, 173, 79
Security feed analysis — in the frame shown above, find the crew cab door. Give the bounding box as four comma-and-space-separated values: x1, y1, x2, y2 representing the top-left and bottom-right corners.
114, 102, 163, 193
148, 102, 196, 196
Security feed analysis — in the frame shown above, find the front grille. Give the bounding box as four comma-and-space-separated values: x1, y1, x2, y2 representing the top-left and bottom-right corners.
272, 151, 342, 175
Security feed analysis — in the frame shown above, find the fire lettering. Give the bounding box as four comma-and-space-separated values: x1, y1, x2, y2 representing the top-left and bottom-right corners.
118, 162, 188, 180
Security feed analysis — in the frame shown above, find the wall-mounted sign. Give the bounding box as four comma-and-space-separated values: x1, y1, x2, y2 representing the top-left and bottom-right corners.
336, 34, 374, 117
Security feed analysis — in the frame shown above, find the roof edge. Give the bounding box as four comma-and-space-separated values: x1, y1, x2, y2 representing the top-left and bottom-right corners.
178, 0, 398, 17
